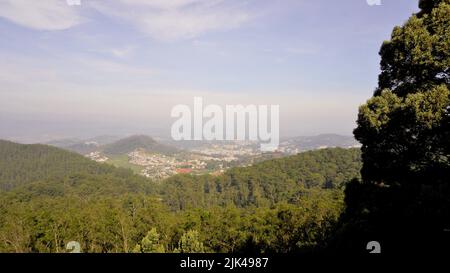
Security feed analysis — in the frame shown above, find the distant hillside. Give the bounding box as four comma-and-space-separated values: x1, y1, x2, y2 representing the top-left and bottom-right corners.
0, 139, 151, 193
102, 135, 179, 156
45, 138, 82, 148
161, 147, 362, 209
46, 135, 122, 155
64, 142, 99, 154
86, 135, 122, 145
280, 134, 360, 152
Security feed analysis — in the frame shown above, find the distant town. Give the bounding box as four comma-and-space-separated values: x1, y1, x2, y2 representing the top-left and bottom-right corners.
81, 134, 361, 180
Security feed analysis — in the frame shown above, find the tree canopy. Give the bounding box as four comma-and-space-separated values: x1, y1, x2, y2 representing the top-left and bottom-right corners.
335, 0, 450, 253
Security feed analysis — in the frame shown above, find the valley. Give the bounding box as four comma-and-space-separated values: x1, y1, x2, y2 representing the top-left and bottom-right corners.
47, 134, 360, 180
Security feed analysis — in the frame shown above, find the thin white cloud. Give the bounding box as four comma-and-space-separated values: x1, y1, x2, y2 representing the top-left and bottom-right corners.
109, 46, 136, 58
117, 0, 202, 10
0, 51, 158, 95
0, 0, 83, 30
0, 0, 254, 40
90, 0, 253, 41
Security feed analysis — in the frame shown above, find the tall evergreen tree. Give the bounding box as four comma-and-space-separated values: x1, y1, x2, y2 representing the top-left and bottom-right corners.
339, 0, 450, 253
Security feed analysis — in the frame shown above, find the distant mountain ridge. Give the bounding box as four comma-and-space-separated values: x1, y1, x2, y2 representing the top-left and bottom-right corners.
46, 135, 121, 147
280, 134, 360, 153
46, 135, 180, 156
45, 135, 122, 155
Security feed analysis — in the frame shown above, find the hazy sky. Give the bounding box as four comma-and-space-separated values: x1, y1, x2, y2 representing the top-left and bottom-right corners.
0, 0, 419, 142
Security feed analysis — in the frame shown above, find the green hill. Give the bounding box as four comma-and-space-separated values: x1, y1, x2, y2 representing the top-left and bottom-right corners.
160, 148, 361, 209
101, 135, 179, 156
0, 139, 152, 194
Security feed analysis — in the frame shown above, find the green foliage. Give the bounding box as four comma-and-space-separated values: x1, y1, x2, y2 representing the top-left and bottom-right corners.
0, 140, 153, 194
377, 0, 449, 96
161, 148, 361, 210
0, 140, 357, 253
335, 0, 450, 253
354, 85, 449, 184
133, 228, 165, 253
174, 230, 205, 253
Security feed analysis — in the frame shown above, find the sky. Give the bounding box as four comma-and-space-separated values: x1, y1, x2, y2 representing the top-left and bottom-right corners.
0, 0, 419, 143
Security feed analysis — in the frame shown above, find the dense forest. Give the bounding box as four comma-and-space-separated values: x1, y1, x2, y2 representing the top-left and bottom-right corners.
161, 148, 361, 209
0, 140, 153, 194
0, 139, 360, 253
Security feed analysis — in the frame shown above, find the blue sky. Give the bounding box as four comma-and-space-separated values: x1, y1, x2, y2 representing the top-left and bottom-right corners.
0, 0, 419, 142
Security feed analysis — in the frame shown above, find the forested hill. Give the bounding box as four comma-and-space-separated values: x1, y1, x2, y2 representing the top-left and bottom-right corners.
161, 148, 361, 209
0, 139, 360, 204
0, 139, 151, 194
0, 139, 361, 253
101, 135, 179, 156
0, 139, 361, 205
229, 147, 361, 189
